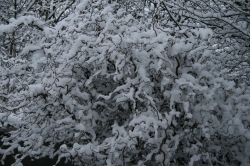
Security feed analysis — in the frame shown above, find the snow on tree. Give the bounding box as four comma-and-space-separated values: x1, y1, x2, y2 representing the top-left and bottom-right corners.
112, 0, 250, 84
0, 0, 250, 166
0, 0, 78, 58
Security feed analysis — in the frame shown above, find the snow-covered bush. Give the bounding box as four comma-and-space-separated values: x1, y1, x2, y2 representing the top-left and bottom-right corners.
0, 0, 250, 165
0, 0, 78, 58
112, 0, 250, 84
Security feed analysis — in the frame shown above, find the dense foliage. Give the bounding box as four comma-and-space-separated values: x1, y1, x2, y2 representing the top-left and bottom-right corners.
0, 0, 249, 166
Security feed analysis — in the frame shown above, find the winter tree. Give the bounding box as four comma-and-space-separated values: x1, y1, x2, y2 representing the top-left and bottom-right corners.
0, 0, 250, 166
160, 0, 250, 85
111, 0, 250, 84
0, 0, 78, 58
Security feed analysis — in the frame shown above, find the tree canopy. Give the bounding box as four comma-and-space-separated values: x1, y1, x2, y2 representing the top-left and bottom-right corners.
0, 0, 250, 166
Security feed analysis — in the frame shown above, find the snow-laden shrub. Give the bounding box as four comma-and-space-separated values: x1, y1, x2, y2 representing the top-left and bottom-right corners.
0, 0, 250, 165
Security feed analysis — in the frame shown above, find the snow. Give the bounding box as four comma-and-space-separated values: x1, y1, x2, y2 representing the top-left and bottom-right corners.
197, 28, 213, 40
28, 84, 45, 97
75, 123, 86, 131
170, 41, 193, 56
1, 0, 250, 165
56, 116, 75, 124
0, 113, 23, 125
76, 0, 90, 11
138, 67, 150, 82
19, 45, 41, 57
0, 16, 44, 35
189, 154, 201, 166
